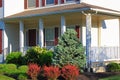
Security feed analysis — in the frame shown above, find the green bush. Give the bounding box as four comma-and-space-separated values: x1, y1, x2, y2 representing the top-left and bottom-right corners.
18, 65, 28, 73
39, 50, 53, 66
6, 52, 24, 65
3, 64, 18, 75
25, 46, 53, 66
0, 64, 29, 79
17, 74, 28, 80
0, 64, 5, 74
0, 64, 18, 75
0, 74, 15, 80
106, 62, 120, 72
53, 29, 86, 69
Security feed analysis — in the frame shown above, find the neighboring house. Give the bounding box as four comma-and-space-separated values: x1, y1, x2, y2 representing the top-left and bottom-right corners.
0, 0, 120, 71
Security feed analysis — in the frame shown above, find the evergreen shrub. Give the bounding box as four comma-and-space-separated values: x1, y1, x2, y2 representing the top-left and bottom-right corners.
106, 62, 120, 72
53, 29, 86, 69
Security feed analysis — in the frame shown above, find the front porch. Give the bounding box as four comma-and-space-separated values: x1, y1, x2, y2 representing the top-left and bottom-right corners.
2, 8, 120, 71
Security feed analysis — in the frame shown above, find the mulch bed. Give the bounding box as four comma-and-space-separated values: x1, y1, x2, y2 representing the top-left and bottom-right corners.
77, 72, 120, 80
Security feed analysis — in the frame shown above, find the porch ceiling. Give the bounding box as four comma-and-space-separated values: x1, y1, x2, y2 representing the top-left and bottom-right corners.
4, 11, 116, 25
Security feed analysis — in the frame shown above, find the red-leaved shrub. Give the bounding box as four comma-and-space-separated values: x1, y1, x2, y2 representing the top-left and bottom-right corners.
61, 64, 79, 80
43, 65, 60, 80
27, 63, 41, 80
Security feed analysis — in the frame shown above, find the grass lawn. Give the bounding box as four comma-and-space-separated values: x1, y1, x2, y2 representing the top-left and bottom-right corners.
99, 75, 120, 80
0, 74, 15, 80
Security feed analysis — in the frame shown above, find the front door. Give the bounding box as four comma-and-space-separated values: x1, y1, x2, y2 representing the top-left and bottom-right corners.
28, 29, 36, 46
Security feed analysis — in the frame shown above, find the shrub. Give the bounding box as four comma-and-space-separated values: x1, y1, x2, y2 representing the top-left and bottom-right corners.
61, 64, 79, 80
53, 29, 86, 69
0, 64, 5, 74
18, 65, 28, 73
17, 74, 28, 80
25, 46, 53, 66
43, 65, 60, 80
27, 63, 41, 80
6, 52, 23, 65
3, 64, 18, 75
106, 62, 120, 72
0, 74, 15, 80
39, 51, 53, 66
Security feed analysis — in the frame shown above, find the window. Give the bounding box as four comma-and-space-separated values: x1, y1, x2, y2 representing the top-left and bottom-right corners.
66, 0, 79, 2
45, 28, 54, 41
45, 28, 54, 46
28, 0, 36, 8
24, 0, 39, 9
46, 0, 54, 5
66, 0, 74, 1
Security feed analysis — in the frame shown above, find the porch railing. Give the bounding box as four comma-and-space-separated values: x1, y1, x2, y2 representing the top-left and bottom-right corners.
1, 46, 120, 63
89, 47, 120, 62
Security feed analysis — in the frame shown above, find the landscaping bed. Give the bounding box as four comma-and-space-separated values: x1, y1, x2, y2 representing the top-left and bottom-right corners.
1, 72, 120, 80
78, 72, 120, 80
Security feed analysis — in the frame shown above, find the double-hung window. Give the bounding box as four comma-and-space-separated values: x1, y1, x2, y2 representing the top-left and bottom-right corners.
66, 0, 79, 2
28, 0, 36, 8
45, 28, 55, 46
66, 0, 74, 1
46, 0, 54, 5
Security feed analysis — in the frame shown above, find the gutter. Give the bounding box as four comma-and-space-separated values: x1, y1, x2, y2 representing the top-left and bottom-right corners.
90, 8, 120, 17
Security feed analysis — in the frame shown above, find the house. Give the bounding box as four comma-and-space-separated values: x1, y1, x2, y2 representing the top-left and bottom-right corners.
0, 0, 120, 72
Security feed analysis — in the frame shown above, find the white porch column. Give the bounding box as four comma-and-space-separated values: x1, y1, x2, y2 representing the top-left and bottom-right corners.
19, 21, 24, 52
86, 13, 92, 71
39, 19, 44, 48
61, 16, 66, 35
118, 18, 120, 59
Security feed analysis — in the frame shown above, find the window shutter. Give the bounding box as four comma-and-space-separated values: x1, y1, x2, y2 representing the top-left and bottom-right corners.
44, 28, 45, 46
42, 0, 45, 6
36, 0, 39, 7
54, 0, 58, 5
0, 0, 2, 7
24, 0, 27, 9
61, 0, 64, 4
75, 25, 80, 38
0, 29, 2, 54
54, 27, 58, 45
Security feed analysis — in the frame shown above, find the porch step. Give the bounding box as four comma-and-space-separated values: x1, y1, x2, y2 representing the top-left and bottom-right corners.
93, 67, 106, 72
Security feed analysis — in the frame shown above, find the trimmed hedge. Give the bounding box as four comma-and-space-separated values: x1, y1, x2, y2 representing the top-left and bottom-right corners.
0, 64, 28, 79
18, 65, 28, 73
0, 74, 15, 80
106, 62, 120, 72
6, 52, 24, 65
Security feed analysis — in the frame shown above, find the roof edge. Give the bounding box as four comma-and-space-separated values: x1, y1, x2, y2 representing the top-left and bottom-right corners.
3, 7, 90, 20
